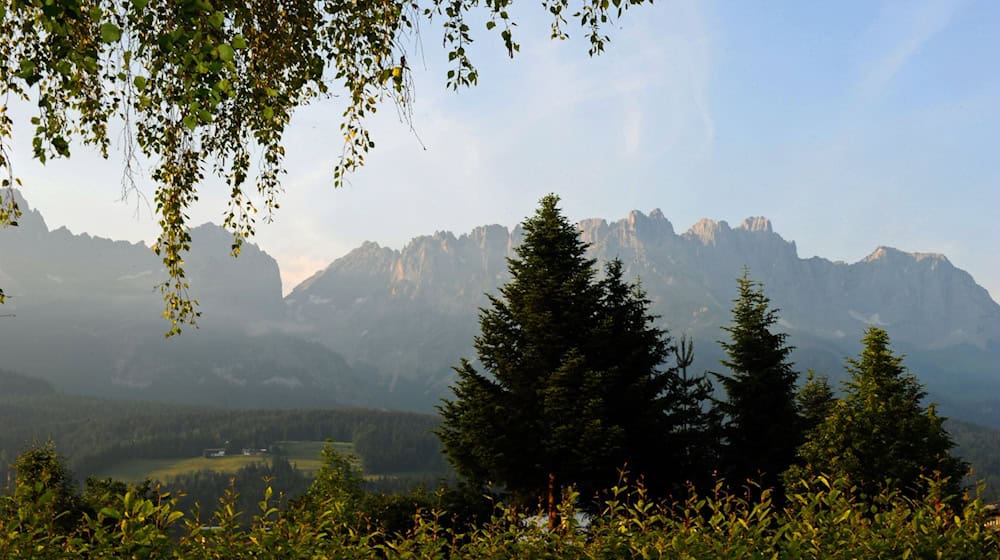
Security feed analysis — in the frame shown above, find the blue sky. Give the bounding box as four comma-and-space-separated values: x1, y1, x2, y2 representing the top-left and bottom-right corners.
7, 0, 999, 301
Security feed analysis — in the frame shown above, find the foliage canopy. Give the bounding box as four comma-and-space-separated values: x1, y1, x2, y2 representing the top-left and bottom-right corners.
0, 0, 650, 333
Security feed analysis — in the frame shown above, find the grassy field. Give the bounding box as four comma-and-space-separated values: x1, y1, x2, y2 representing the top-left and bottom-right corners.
97, 441, 355, 483
272, 440, 358, 473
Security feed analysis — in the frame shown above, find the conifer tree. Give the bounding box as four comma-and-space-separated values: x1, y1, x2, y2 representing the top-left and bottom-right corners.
438, 195, 710, 515
796, 327, 968, 499
666, 334, 720, 491
714, 268, 802, 495
589, 261, 716, 496
795, 370, 835, 435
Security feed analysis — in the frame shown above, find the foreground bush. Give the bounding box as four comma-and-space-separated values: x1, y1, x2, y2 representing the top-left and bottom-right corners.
2, 474, 997, 559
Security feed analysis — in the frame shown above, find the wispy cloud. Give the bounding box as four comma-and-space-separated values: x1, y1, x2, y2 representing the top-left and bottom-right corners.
856, 0, 965, 102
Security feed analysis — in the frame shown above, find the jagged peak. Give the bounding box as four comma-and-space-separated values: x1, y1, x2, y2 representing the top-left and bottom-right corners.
1, 188, 48, 232
615, 209, 675, 237
739, 216, 773, 233
861, 246, 951, 266
466, 223, 510, 238
578, 217, 608, 229
431, 230, 458, 242
685, 218, 730, 244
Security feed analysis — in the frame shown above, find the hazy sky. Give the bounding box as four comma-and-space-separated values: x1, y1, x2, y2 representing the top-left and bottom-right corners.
6, 0, 999, 301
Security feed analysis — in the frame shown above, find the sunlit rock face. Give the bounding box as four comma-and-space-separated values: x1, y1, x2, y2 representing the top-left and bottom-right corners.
285, 224, 522, 385
287, 210, 1000, 406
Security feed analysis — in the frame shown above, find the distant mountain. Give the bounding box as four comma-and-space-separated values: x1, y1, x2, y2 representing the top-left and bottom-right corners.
286, 226, 517, 390
5, 192, 1000, 421
0, 191, 372, 408
286, 210, 1000, 417
0, 368, 55, 397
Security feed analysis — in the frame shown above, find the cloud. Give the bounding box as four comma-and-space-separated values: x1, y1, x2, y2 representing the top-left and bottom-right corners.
277, 255, 333, 295
622, 104, 642, 157
856, 0, 964, 102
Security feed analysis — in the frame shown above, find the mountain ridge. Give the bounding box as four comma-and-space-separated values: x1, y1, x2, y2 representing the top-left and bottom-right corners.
3, 192, 999, 417
285, 208, 1000, 414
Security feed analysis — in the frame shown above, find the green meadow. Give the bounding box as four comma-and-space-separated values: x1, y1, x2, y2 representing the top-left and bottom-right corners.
96, 441, 355, 483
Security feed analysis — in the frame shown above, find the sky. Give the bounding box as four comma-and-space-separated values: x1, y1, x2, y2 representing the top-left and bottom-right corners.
5, 0, 999, 301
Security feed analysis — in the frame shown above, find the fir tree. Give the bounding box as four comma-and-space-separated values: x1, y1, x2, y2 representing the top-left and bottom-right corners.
796, 327, 968, 499
438, 195, 711, 517
795, 370, 835, 435
714, 268, 802, 495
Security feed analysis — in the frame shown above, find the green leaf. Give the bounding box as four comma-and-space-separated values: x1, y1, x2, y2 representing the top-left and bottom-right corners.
208, 11, 225, 29
486, 21, 496, 30
100, 22, 122, 43
132, 0, 149, 9
182, 115, 197, 130
232, 34, 247, 49
52, 137, 70, 156
217, 44, 234, 62
16, 59, 37, 82
133, 75, 147, 90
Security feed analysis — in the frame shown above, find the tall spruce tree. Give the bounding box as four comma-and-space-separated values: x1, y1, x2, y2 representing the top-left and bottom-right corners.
714, 268, 802, 495
795, 327, 968, 500
438, 195, 709, 516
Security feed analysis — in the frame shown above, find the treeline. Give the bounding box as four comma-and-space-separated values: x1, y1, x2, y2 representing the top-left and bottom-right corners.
163, 457, 313, 518
0, 395, 448, 483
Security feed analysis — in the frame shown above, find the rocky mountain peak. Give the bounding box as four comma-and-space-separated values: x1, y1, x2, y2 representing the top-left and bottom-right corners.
685, 218, 730, 245
623, 209, 675, 237
862, 246, 952, 269
2, 189, 48, 233
740, 216, 773, 233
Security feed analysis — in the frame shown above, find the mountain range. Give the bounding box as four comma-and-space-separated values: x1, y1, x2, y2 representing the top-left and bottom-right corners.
2, 191, 999, 422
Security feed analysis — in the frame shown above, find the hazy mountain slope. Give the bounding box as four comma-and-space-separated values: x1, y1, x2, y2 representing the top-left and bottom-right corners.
286, 210, 1000, 415
0, 368, 55, 397
0, 191, 371, 408
286, 226, 519, 387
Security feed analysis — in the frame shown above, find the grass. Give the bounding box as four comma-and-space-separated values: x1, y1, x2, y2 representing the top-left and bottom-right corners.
272, 440, 357, 473
97, 441, 355, 483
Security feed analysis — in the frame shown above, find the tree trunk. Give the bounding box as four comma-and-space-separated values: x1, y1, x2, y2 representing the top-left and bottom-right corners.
547, 472, 560, 531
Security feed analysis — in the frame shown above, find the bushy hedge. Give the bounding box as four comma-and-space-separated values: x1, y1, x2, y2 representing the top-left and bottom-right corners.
2, 472, 998, 559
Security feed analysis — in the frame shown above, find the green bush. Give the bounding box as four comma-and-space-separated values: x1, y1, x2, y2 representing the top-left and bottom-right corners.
3, 468, 998, 559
